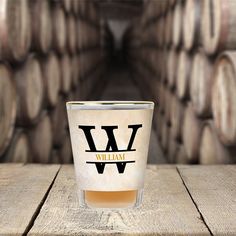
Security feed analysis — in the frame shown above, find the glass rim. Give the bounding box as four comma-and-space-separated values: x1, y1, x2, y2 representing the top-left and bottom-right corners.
66, 101, 154, 110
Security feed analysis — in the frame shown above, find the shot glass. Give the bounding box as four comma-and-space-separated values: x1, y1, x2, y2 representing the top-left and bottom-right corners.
66, 101, 154, 208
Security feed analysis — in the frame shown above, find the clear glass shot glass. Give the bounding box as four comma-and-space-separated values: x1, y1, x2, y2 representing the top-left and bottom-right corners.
66, 101, 154, 209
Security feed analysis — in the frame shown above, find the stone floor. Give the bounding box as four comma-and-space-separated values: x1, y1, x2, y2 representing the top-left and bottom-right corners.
99, 65, 166, 164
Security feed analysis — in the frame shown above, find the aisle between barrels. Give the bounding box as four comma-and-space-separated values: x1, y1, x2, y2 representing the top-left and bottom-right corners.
98, 65, 166, 164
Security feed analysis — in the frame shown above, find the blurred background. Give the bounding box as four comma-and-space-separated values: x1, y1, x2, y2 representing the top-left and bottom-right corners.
0, 0, 235, 165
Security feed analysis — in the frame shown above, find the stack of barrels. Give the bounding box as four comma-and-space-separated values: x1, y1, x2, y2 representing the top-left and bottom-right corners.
128, 0, 236, 164
0, 0, 107, 164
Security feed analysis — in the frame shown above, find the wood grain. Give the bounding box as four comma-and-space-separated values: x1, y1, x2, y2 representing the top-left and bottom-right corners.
52, 5, 66, 54
60, 54, 72, 94
164, 10, 173, 47
28, 165, 210, 235
170, 95, 185, 141
172, 2, 183, 48
28, 112, 53, 163
67, 14, 77, 54
183, 0, 202, 50
167, 49, 177, 89
183, 103, 203, 163
202, 0, 236, 55
178, 165, 236, 235
0, 164, 59, 235
40, 52, 60, 108
30, 0, 52, 53
0, 0, 31, 61
190, 50, 213, 118
4, 129, 31, 163
15, 55, 44, 126
176, 50, 192, 100
200, 121, 235, 164
50, 96, 67, 148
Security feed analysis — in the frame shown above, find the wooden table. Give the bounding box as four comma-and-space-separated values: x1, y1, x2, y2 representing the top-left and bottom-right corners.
0, 164, 236, 235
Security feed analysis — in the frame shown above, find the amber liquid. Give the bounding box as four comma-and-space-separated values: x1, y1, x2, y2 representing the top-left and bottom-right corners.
85, 190, 138, 208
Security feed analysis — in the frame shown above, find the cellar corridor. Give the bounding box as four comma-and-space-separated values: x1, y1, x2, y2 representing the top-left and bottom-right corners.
1, 0, 236, 233
99, 63, 166, 164
0, 0, 235, 166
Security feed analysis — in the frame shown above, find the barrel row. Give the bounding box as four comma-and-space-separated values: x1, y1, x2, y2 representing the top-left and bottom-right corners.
127, 0, 236, 164
52, 0, 93, 15
141, 0, 236, 55
0, 0, 107, 164
0, 0, 101, 62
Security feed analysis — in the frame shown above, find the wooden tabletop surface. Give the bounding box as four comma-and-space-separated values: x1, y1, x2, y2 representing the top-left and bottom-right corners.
0, 164, 235, 235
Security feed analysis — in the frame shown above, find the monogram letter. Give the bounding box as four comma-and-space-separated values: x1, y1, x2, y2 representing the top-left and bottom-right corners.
127, 124, 142, 151
101, 126, 118, 151
78, 125, 97, 151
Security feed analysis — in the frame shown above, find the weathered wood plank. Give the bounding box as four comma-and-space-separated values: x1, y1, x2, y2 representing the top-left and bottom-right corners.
0, 164, 60, 236
178, 165, 236, 235
28, 165, 210, 235
147, 164, 175, 171
0, 163, 23, 169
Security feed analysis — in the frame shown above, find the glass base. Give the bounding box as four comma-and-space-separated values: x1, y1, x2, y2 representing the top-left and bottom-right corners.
78, 189, 143, 209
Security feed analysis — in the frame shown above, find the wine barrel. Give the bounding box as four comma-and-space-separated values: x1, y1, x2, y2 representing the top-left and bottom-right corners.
71, 55, 79, 89
183, 0, 202, 51
28, 113, 52, 163
52, 5, 66, 54
176, 145, 189, 164
176, 50, 192, 100
183, 103, 203, 163
200, 121, 235, 164
202, 0, 236, 55
30, 0, 52, 53
58, 134, 72, 163
0, 0, 31, 61
62, 0, 72, 13
164, 10, 173, 47
170, 95, 185, 141
15, 55, 44, 126
60, 54, 72, 94
4, 130, 30, 163
190, 50, 213, 117
67, 14, 77, 54
40, 53, 60, 108
172, 2, 183, 48
167, 49, 178, 89
212, 51, 236, 146
50, 97, 67, 148
0, 65, 16, 157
